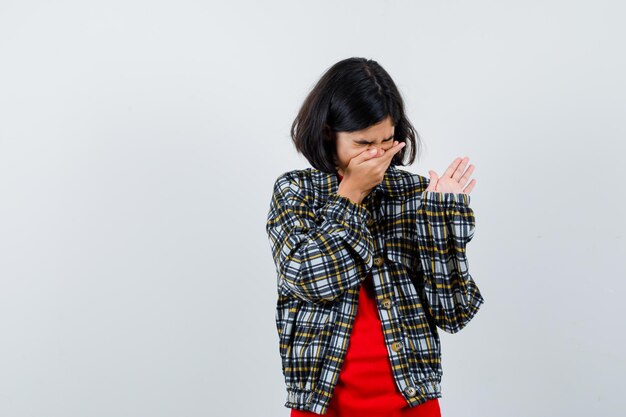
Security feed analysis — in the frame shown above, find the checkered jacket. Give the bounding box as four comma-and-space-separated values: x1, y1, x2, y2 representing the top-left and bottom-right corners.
265, 164, 485, 414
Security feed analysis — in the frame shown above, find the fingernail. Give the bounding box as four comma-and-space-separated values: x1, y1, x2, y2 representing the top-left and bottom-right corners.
370, 149, 377, 154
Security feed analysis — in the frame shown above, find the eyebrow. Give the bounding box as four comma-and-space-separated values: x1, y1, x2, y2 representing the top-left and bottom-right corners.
353, 135, 395, 144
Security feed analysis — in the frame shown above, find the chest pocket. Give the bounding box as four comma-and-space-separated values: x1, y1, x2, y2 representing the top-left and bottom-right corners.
383, 232, 429, 307
384, 233, 421, 273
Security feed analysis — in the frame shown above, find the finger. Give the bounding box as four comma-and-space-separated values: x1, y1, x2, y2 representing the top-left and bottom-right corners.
463, 178, 476, 194
441, 156, 463, 179
353, 147, 381, 164
459, 163, 475, 188
380, 141, 405, 163
374, 141, 405, 170
426, 170, 439, 190
452, 156, 470, 182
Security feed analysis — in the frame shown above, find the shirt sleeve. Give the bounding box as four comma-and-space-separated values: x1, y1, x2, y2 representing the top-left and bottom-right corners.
414, 190, 485, 334
265, 172, 375, 304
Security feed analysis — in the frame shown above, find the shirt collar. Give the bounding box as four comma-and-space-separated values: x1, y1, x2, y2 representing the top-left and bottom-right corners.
312, 165, 406, 201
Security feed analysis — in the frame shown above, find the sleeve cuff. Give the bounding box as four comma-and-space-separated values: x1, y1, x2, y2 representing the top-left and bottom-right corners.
319, 193, 371, 223
422, 190, 471, 207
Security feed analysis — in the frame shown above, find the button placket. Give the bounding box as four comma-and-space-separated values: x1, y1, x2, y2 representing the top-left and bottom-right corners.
366, 197, 412, 391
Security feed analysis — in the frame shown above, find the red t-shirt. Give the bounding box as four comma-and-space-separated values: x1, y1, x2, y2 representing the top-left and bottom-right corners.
290, 173, 441, 417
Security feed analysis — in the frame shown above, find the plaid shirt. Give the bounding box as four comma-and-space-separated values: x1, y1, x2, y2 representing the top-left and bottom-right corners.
265, 164, 485, 415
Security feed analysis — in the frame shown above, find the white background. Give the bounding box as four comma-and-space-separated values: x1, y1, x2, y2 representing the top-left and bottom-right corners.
1, 1, 624, 416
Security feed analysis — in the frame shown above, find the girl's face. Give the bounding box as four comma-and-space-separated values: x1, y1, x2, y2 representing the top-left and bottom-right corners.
333, 115, 396, 174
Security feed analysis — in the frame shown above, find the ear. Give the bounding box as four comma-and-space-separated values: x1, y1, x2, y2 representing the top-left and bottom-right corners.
323, 123, 335, 140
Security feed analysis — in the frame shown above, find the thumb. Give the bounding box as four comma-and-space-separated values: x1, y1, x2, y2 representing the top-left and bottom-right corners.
356, 147, 380, 163
426, 170, 439, 190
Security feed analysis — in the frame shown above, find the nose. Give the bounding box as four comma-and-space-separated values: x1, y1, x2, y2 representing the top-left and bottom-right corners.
369, 144, 387, 153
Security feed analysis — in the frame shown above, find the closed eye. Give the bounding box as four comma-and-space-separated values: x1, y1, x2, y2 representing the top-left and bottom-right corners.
354, 136, 395, 145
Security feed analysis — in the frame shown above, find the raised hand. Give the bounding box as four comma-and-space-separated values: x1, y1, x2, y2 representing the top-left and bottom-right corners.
425, 156, 476, 194
337, 140, 406, 204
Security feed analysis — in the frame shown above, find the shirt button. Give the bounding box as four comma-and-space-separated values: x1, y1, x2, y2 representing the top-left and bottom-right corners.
391, 341, 404, 352
381, 298, 392, 309
404, 386, 417, 397
373, 256, 384, 267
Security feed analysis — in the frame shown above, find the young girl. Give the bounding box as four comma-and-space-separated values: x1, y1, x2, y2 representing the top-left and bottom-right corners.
266, 57, 483, 417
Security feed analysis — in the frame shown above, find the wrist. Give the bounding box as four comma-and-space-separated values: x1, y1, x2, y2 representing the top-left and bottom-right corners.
337, 182, 366, 205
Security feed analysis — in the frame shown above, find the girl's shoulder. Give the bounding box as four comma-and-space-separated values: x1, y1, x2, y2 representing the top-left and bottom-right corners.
269, 168, 317, 203
271, 166, 430, 201
394, 166, 429, 190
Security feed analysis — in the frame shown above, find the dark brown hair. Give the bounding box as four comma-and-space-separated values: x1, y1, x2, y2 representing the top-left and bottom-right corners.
290, 57, 422, 173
